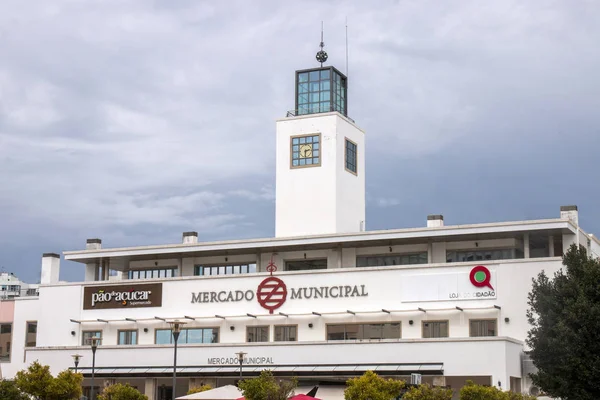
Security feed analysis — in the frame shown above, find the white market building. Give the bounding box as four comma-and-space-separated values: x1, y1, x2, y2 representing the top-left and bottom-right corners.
1, 63, 599, 400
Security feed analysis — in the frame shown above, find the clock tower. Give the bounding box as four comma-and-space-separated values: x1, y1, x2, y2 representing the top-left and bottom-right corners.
275, 60, 366, 238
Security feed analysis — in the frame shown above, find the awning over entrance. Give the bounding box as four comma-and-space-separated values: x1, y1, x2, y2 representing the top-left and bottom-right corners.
75, 363, 444, 378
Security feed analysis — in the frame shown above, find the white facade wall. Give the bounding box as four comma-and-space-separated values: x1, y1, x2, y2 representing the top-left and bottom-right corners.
5, 258, 563, 383
275, 113, 365, 237
3, 298, 40, 378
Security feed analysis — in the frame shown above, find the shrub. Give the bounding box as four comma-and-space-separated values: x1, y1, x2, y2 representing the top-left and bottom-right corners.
402, 384, 453, 400
98, 383, 148, 400
188, 384, 212, 395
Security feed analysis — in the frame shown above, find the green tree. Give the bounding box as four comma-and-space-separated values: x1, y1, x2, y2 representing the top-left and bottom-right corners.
526, 244, 600, 400
14, 361, 83, 400
459, 380, 505, 400
238, 370, 297, 400
459, 381, 535, 400
344, 371, 404, 400
188, 384, 212, 395
98, 383, 148, 400
0, 380, 28, 400
402, 384, 452, 400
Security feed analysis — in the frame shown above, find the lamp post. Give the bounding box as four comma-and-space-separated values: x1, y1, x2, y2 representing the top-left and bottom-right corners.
89, 337, 101, 400
235, 351, 247, 380
71, 354, 83, 373
168, 320, 186, 400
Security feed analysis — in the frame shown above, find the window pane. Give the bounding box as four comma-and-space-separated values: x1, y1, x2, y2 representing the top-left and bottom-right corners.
327, 325, 345, 340
298, 73, 309, 82
345, 324, 360, 340
0, 323, 11, 361
275, 326, 297, 342
362, 324, 383, 340
309, 71, 320, 81
186, 329, 203, 344
156, 329, 172, 344
285, 259, 327, 271
470, 320, 497, 337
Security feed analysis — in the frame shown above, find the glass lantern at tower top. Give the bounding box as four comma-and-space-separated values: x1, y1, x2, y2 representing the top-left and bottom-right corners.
295, 66, 348, 117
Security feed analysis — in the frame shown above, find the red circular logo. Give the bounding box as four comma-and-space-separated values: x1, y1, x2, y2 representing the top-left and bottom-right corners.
469, 265, 494, 290
257, 277, 287, 314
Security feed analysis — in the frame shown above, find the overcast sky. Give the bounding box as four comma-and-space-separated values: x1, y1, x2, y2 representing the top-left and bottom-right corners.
1, 1, 599, 284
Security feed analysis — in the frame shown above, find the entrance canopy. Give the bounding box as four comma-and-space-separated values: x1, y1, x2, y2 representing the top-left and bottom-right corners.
177, 385, 243, 400
78, 363, 444, 378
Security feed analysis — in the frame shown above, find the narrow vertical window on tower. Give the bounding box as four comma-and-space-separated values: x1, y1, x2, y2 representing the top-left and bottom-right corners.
290, 134, 321, 168
345, 138, 357, 174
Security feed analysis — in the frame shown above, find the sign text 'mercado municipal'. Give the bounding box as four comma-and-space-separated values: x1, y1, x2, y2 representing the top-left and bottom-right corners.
208, 357, 274, 365
191, 284, 369, 305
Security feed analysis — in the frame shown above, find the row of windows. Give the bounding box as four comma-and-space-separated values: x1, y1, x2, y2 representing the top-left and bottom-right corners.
1, 285, 21, 291
194, 263, 257, 276
446, 248, 523, 263
0, 322, 37, 362
128, 268, 177, 280
80, 319, 497, 347
126, 248, 525, 279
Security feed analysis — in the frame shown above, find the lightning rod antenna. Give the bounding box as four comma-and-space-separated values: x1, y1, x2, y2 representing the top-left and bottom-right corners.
316, 21, 328, 66
345, 17, 349, 78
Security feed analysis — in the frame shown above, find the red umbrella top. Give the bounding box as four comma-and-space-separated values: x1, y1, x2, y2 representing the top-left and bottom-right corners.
236, 394, 321, 400
289, 394, 321, 400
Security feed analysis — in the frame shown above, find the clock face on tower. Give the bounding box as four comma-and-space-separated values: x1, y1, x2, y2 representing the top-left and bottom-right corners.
291, 134, 321, 168
299, 144, 313, 158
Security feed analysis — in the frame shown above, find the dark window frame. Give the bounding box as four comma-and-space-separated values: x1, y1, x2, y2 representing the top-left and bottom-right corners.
0, 322, 12, 362
154, 327, 220, 344
81, 330, 102, 346
295, 66, 348, 117
469, 319, 498, 337
290, 133, 322, 169
117, 329, 138, 345
326, 322, 401, 341
246, 326, 270, 343
356, 253, 428, 268
345, 138, 358, 175
285, 258, 328, 271
194, 263, 257, 276
274, 325, 298, 342
446, 248, 520, 263
25, 321, 37, 347
128, 267, 177, 280
422, 320, 449, 338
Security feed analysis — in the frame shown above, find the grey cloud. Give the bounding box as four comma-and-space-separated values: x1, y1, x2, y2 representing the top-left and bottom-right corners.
0, 0, 599, 283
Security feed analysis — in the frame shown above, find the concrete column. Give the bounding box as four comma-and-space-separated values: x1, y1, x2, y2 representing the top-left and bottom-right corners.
41, 253, 60, 284
427, 242, 433, 263
144, 378, 157, 400
256, 252, 261, 272
563, 233, 577, 253
548, 235, 555, 257
85, 263, 97, 281
431, 242, 447, 263
523, 234, 530, 258
337, 245, 342, 268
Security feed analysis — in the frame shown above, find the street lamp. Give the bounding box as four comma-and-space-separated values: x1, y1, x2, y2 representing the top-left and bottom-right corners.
235, 351, 247, 380
89, 337, 101, 400
168, 320, 187, 400
71, 354, 83, 373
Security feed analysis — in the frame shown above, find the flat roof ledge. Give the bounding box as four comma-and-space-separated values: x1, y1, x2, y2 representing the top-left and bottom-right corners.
63, 219, 574, 264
